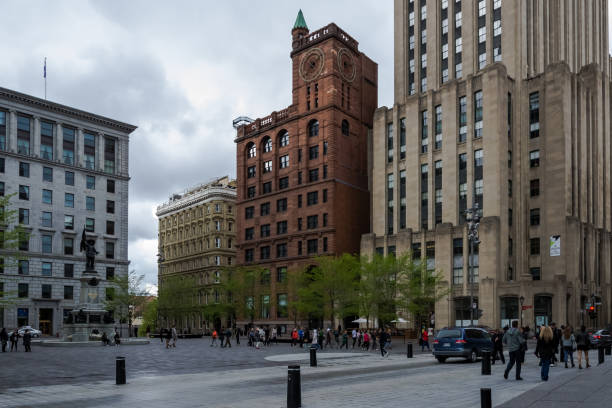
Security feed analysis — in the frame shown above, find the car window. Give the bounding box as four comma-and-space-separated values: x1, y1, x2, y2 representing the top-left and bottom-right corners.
437, 329, 461, 338
466, 329, 480, 339
481, 331, 492, 340
602, 331, 610, 335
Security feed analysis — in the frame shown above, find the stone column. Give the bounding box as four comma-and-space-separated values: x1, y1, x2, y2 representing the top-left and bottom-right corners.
77, 128, 85, 167
8, 109, 17, 153
55, 122, 63, 163
97, 133, 105, 171
32, 116, 41, 157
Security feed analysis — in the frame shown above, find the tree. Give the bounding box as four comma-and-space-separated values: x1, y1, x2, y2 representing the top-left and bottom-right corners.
222, 265, 268, 327
157, 274, 198, 328
138, 297, 158, 336
0, 193, 30, 307
104, 269, 150, 336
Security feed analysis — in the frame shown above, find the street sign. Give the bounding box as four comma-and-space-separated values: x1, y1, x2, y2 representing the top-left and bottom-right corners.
521, 305, 533, 310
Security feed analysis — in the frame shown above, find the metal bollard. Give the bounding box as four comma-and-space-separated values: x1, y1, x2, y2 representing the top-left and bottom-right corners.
287, 365, 301, 408
407, 343, 413, 358
309, 346, 317, 367
116, 356, 126, 385
481, 351, 491, 375
481, 388, 492, 408
598, 346, 605, 365
606, 344, 611, 356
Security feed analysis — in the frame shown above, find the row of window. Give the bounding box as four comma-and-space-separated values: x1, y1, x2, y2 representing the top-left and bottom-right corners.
3, 281, 115, 301
14, 185, 115, 212
244, 237, 329, 262
246, 293, 289, 319
17, 209, 115, 234
0, 262, 114, 279
159, 203, 233, 230
13, 236, 116, 259
245, 189, 328, 220
245, 213, 329, 241
246, 166, 328, 199
0, 111, 117, 173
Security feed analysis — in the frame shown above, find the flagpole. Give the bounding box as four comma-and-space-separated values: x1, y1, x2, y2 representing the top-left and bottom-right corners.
44, 57, 47, 100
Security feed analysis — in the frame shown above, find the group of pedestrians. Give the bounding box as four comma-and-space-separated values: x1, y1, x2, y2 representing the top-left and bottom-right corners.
0, 327, 32, 352
159, 326, 178, 348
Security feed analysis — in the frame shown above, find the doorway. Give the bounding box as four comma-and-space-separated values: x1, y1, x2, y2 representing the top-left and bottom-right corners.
39, 308, 53, 335
534, 295, 553, 328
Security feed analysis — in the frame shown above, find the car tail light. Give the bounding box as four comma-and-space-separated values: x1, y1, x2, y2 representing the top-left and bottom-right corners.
434, 340, 439, 344
455, 339, 467, 344
594, 335, 601, 339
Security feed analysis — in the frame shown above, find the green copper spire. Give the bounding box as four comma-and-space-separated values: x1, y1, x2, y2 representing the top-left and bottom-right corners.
293, 9, 308, 30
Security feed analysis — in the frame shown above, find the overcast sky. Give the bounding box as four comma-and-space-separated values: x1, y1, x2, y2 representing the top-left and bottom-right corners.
0, 2, 610, 294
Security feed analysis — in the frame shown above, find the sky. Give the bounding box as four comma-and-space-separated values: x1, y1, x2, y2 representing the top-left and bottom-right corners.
0, 1, 610, 295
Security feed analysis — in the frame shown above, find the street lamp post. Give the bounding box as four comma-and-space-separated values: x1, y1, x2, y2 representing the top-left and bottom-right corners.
465, 204, 481, 326
519, 296, 525, 329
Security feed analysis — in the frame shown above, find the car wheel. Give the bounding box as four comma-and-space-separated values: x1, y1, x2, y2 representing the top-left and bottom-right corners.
469, 350, 478, 363
436, 357, 447, 363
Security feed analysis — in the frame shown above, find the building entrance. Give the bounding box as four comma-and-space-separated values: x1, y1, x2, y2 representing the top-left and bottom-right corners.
534, 295, 553, 327
39, 308, 53, 335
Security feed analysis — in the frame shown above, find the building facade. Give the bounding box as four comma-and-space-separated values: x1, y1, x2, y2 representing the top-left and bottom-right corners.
362, 0, 612, 330
156, 176, 236, 332
0, 86, 135, 335
234, 11, 377, 330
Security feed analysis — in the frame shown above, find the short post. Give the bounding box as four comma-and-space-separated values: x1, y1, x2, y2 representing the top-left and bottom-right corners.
481, 351, 491, 375
598, 346, 605, 365
606, 344, 611, 356
309, 345, 317, 367
287, 365, 301, 408
480, 388, 492, 408
116, 356, 126, 385
407, 343, 413, 358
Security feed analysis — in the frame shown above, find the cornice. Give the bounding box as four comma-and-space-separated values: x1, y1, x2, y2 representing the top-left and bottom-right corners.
157, 187, 236, 217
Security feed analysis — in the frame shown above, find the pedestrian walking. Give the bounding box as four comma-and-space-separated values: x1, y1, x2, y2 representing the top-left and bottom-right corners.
23, 329, 32, 352
362, 331, 370, 350
114, 328, 121, 346
255, 327, 263, 349
271, 327, 277, 345
491, 329, 505, 364
351, 329, 357, 349
334, 328, 340, 347
219, 328, 226, 348
340, 330, 348, 349
561, 326, 576, 368
370, 329, 377, 351
519, 327, 528, 364
576, 325, 591, 369
160, 327, 165, 343
0, 328, 8, 352
235, 328, 240, 346
503, 320, 525, 380
379, 329, 389, 357
421, 328, 430, 352
325, 328, 332, 349
318, 328, 325, 350
10, 331, 18, 351
550, 322, 561, 366
291, 328, 298, 347
535, 326, 555, 381
298, 328, 304, 348
171, 326, 178, 348
225, 328, 232, 348
210, 329, 218, 347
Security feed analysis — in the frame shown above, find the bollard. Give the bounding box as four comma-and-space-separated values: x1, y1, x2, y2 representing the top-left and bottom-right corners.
116, 356, 126, 385
407, 343, 413, 358
606, 344, 611, 356
287, 365, 301, 408
309, 346, 317, 367
480, 388, 492, 408
598, 346, 605, 365
481, 351, 491, 375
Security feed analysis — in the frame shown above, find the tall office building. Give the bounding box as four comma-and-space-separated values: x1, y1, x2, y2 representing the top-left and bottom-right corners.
234, 11, 377, 330
156, 176, 236, 331
0, 87, 135, 335
362, 0, 611, 329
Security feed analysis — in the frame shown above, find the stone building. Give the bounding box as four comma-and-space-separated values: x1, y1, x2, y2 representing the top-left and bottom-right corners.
362, 0, 612, 330
0, 86, 135, 335
156, 176, 236, 331
234, 11, 377, 330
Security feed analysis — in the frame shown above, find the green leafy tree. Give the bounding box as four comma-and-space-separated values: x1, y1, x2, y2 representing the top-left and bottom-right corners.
138, 297, 158, 336
157, 274, 198, 327
0, 193, 30, 307
222, 265, 268, 325
104, 269, 150, 335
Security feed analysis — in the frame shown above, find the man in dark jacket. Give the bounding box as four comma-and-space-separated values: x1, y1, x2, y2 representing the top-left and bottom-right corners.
492, 329, 505, 364
23, 329, 32, 352
0, 328, 8, 352
550, 322, 561, 365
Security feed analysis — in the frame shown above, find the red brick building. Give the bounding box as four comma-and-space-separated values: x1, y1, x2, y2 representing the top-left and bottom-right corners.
235, 11, 377, 329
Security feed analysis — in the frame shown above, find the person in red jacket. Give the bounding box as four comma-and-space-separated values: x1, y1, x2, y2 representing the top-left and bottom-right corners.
291, 328, 298, 347
421, 328, 430, 351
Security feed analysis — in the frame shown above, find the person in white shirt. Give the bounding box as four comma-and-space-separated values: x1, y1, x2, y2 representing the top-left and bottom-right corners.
352, 329, 358, 348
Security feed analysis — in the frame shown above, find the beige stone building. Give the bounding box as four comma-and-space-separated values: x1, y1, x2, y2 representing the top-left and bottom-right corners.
362, 0, 612, 330
156, 176, 236, 331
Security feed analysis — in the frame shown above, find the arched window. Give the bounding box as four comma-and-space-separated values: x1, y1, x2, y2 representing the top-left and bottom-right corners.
278, 130, 289, 147
308, 120, 319, 137
341, 119, 349, 136
262, 136, 272, 153
246, 142, 256, 158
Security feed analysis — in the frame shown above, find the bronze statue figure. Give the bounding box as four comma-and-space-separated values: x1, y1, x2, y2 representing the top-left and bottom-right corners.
80, 229, 98, 271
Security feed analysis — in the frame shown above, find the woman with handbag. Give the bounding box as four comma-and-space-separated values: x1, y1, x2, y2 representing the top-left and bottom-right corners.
561, 326, 576, 368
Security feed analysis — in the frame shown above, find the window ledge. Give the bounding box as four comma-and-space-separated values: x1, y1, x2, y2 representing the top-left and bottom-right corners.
38, 227, 56, 233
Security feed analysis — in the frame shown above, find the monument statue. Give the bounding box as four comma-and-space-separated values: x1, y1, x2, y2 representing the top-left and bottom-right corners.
79, 229, 98, 271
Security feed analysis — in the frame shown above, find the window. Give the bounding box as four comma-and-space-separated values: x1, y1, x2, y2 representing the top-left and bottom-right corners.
19, 162, 30, 178
298, 194, 302, 208
323, 189, 328, 203
86, 196, 95, 211
17, 116, 31, 155
400, 118, 406, 159
260, 202, 270, 216
341, 119, 349, 136
260, 246, 270, 260
106, 200, 115, 214
434, 105, 442, 149
400, 170, 406, 229
474, 91, 483, 138
508, 180, 512, 197
279, 177, 289, 189
323, 237, 328, 252
420, 111, 428, 153
42, 189, 52, 204
530, 238, 540, 255
42, 211, 52, 227
387, 123, 394, 162
277, 221, 287, 235
277, 198, 287, 212
307, 239, 318, 254
19, 208, 29, 225
307, 215, 318, 229
40, 121, 53, 160
245, 249, 254, 262
65, 171, 74, 186
297, 241, 303, 255
530, 179, 540, 197
261, 295, 270, 319
41, 262, 52, 276
297, 218, 302, 231
260, 224, 270, 238
63, 127, 75, 165
64, 264, 74, 278
279, 131, 289, 146
247, 186, 256, 198
84, 132, 96, 169
19, 185, 30, 200
435, 161, 442, 224
18, 283, 28, 298
298, 171, 302, 184
0, 181, 3, 196
279, 155, 289, 169
64, 286, 73, 300
323, 165, 327, 179
307, 191, 318, 206
64, 238, 74, 255
247, 166, 256, 178
530, 150, 540, 167
42, 235, 52, 253
86, 175, 95, 189
106, 241, 115, 259
19, 232, 29, 251
247, 142, 256, 158
263, 182, 272, 194
453, 238, 463, 284
530, 208, 540, 226
263, 137, 272, 153
323, 213, 328, 227
308, 169, 319, 182
245, 206, 254, 219
309, 145, 319, 160
64, 193, 74, 208
245, 227, 254, 240
529, 92, 540, 139
277, 243, 287, 258
387, 173, 394, 234
530, 267, 541, 281
308, 120, 319, 137
85, 218, 95, 232
18, 260, 29, 275
508, 208, 513, 226
277, 293, 288, 318
42, 167, 53, 182
458, 96, 467, 142
215, 237, 221, 248
106, 220, 115, 235
106, 287, 115, 301
64, 215, 74, 230
421, 164, 428, 230
104, 137, 115, 174
263, 160, 272, 173
508, 151, 512, 168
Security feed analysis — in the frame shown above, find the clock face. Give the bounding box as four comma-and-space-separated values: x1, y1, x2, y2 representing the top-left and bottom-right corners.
299, 48, 325, 82
337, 48, 356, 82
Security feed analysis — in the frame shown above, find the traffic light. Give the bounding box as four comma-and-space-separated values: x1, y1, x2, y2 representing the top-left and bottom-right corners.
588, 305, 597, 320
477, 309, 483, 319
